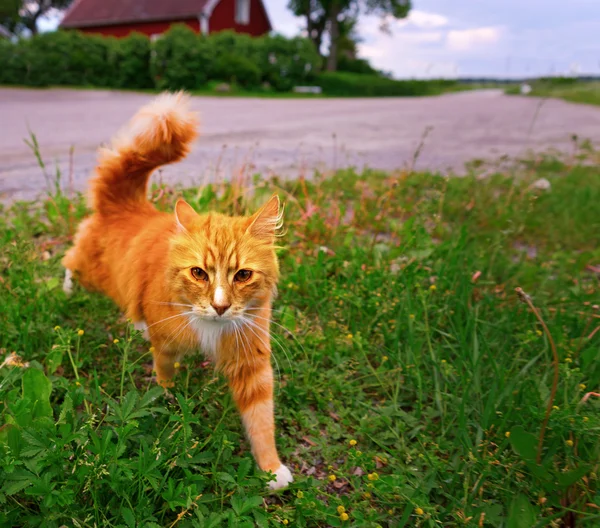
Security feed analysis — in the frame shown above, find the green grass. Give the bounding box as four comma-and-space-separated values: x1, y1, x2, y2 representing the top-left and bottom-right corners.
1, 144, 600, 527
507, 80, 600, 107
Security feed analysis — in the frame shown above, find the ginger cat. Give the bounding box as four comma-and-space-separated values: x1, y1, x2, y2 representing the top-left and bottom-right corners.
62, 93, 293, 489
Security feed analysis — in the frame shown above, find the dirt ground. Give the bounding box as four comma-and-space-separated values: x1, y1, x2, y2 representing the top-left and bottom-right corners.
1, 87, 599, 200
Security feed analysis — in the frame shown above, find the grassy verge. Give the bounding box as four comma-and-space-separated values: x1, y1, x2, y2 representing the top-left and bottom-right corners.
1, 145, 599, 527
507, 80, 600, 107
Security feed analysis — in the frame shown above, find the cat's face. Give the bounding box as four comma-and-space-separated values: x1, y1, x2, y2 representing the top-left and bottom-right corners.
168, 196, 281, 325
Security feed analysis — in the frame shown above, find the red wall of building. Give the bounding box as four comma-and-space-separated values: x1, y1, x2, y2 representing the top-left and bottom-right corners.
209, 0, 271, 36
79, 18, 200, 38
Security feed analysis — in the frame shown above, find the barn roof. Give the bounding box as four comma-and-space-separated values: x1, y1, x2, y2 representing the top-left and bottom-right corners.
61, 0, 211, 29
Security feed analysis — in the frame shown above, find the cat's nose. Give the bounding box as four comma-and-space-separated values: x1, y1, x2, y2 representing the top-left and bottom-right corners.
211, 303, 231, 316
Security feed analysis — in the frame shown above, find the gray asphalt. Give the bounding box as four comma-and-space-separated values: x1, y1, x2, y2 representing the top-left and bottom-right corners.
1, 87, 599, 201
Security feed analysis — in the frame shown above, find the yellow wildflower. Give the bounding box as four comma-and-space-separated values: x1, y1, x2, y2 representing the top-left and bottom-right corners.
579, 384, 586, 390
552, 405, 559, 411
367, 472, 379, 481
149, 346, 155, 353
174, 362, 181, 368
340, 513, 349, 521
54, 325, 61, 331
296, 491, 304, 499
429, 284, 437, 291
349, 439, 357, 447
415, 507, 424, 515
113, 338, 119, 344
583, 417, 589, 422
337, 506, 346, 514
328, 474, 336, 482
77, 329, 84, 336
282, 520, 289, 526
505, 431, 511, 438
566, 439, 574, 447
409, 314, 415, 319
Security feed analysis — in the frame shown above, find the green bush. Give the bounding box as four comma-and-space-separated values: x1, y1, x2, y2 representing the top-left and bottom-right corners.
0, 39, 27, 85
0, 27, 323, 93
212, 53, 261, 87
22, 31, 117, 87
337, 56, 379, 76
150, 24, 210, 90
115, 32, 153, 89
316, 71, 458, 97
258, 35, 321, 92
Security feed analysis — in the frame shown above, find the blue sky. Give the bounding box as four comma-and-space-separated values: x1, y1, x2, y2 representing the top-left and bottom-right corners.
41, 0, 600, 79
264, 0, 600, 79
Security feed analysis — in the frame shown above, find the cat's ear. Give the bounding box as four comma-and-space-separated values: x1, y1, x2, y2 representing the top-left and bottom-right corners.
174, 199, 197, 231
246, 194, 282, 240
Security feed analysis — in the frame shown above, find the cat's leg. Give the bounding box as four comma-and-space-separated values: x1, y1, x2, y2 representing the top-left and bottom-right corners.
63, 268, 74, 296
151, 345, 177, 388
226, 362, 293, 490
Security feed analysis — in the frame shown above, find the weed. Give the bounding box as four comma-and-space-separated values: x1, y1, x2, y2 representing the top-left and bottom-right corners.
0, 144, 599, 526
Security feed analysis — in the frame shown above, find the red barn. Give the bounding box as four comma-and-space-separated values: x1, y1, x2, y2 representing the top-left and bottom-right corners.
60, 0, 272, 38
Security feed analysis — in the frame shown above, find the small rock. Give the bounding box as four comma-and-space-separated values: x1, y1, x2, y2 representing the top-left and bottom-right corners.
214, 83, 231, 93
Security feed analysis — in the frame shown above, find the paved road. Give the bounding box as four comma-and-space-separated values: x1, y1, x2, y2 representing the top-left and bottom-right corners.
1, 88, 600, 200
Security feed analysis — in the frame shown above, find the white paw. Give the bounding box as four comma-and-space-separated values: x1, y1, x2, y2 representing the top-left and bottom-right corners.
63, 269, 73, 296
268, 464, 293, 490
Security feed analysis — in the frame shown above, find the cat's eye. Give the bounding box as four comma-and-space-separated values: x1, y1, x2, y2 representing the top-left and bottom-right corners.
191, 267, 208, 281
234, 269, 253, 282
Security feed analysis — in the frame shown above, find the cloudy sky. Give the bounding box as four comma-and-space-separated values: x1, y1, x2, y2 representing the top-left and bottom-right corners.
264, 0, 600, 79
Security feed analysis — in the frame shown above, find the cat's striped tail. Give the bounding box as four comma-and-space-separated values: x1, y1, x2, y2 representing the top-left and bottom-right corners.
90, 92, 198, 214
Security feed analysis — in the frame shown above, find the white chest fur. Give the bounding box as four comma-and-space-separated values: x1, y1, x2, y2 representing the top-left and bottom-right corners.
190, 318, 228, 359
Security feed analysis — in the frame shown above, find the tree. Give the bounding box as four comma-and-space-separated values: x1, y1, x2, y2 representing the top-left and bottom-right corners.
288, 0, 411, 72
0, 0, 73, 35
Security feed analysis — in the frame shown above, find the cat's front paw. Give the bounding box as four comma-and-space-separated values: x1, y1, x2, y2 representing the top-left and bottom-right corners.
268, 464, 293, 490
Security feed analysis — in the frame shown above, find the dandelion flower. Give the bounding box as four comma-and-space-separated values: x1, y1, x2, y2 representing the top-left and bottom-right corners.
282, 520, 289, 525
429, 285, 437, 291
328, 474, 336, 482
113, 338, 119, 344
415, 507, 424, 515
337, 506, 346, 514
552, 405, 559, 411
174, 362, 181, 368
77, 329, 84, 336
54, 325, 61, 331
349, 439, 357, 446
566, 439, 574, 447
340, 513, 349, 521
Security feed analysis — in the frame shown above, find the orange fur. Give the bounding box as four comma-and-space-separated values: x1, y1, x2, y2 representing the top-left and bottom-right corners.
62, 92, 292, 488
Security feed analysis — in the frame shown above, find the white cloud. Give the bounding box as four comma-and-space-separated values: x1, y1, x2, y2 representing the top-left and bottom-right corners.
400, 10, 449, 29
446, 26, 503, 51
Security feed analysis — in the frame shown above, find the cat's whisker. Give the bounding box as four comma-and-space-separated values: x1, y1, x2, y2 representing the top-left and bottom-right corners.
240, 316, 294, 378
146, 310, 195, 329
149, 301, 194, 308
244, 312, 306, 358
238, 317, 287, 381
